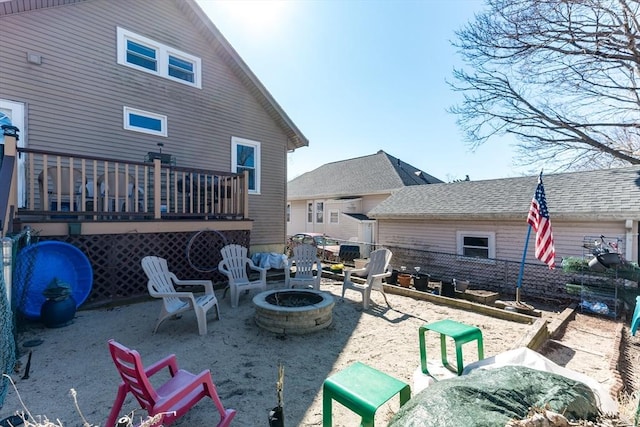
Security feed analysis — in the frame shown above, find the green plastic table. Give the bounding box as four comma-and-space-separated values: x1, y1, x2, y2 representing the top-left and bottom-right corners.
323, 362, 411, 427
419, 319, 484, 376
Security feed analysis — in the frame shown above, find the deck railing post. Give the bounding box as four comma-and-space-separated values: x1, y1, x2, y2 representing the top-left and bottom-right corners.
153, 158, 162, 219
242, 170, 249, 219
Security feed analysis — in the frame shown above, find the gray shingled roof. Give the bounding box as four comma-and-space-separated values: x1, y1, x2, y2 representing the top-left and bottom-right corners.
368, 166, 640, 221
287, 150, 442, 200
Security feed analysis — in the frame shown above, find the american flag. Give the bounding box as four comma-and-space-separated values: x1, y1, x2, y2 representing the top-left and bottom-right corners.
527, 176, 556, 269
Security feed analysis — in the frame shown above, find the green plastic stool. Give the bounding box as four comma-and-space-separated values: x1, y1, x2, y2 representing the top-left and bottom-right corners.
419, 319, 484, 376
323, 362, 411, 427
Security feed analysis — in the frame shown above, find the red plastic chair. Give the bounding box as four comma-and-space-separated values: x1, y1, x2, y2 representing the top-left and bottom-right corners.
106, 340, 236, 427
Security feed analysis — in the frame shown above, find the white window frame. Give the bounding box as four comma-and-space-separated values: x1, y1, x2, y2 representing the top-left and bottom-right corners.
456, 231, 496, 261
286, 203, 291, 223
123, 106, 167, 136
329, 210, 339, 224
306, 201, 313, 224
315, 201, 324, 224
231, 136, 261, 194
117, 27, 202, 88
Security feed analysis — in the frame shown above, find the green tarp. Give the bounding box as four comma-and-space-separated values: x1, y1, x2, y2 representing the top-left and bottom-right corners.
388, 366, 600, 427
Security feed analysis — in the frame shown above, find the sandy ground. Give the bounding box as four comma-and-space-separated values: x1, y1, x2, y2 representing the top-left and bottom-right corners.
0, 278, 626, 427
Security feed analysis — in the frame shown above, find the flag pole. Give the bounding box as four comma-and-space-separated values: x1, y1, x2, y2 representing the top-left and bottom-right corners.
517, 170, 544, 305
515, 225, 532, 304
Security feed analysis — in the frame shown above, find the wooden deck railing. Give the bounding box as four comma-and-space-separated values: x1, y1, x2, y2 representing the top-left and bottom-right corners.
15, 147, 248, 222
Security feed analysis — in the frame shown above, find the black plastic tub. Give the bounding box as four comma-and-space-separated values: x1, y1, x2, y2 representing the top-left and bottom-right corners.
441, 281, 455, 298
387, 269, 399, 285
413, 274, 430, 291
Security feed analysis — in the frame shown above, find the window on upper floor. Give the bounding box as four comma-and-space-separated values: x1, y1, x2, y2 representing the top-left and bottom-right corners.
117, 27, 201, 88
231, 137, 261, 194
456, 231, 496, 260
286, 203, 291, 223
123, 106, 167, 137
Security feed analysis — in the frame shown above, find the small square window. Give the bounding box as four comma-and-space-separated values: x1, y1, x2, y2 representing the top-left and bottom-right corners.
329, 210, 339, 224
457, 231, 495, 260
123, 106, 167, 137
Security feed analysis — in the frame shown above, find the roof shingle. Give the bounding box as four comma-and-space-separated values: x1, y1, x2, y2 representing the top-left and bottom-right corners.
288, 150, 442, 200
368, 166, 640, 221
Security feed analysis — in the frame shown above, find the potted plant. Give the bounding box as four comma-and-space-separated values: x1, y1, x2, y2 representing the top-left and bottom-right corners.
40, 277, 76, 328
396, 265, 412, 287
453, 279, 469, 293
397, 274, 412, 288
386, 269, 399, 285
413, 270, 430, 292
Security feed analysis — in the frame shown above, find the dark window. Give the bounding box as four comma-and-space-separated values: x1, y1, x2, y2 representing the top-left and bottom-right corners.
126, 40, 157, 71
129, 113, 162, 131
462, 236, 489, 258
169, 55, 194, 83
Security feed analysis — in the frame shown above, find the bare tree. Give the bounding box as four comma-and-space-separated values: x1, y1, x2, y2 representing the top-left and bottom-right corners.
450, 0, 640, 171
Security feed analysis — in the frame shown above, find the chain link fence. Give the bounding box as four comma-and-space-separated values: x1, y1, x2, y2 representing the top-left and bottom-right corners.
0, 238, 15, 406
0, 228, 38, 407
384, 245, 574, 305
1, 227, 40, 406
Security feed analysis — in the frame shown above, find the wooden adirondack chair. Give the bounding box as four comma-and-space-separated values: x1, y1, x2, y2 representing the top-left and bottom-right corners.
285, 243, 322, 290
141, 256, 220, 335
218, 244, 267, 308
341, 248, 393, 309
106, 340, 236, 427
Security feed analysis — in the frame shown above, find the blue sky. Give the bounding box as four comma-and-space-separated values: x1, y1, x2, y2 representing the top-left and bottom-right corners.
196, 0, 532, 183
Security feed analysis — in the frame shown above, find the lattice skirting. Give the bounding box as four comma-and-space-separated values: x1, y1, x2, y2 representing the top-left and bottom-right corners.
40, 230, 250, 308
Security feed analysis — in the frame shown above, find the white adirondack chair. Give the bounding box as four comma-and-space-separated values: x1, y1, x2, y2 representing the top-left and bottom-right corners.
141, 256, 220, 335
341, 248, 393, 309
218, 244, 267, 308
285, 243, 322, 290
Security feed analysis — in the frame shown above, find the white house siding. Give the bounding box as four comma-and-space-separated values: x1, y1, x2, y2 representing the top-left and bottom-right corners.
340, 198, 363, 215
362, 194, 389, 214
377, 218, 632, 264
287, 200, 307, 236
335, 215, 360, 242
0, 0, 291, 249
322, 199, 341, 237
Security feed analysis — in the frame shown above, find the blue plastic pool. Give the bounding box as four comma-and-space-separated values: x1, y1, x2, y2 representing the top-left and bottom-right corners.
13, 241, 93, 320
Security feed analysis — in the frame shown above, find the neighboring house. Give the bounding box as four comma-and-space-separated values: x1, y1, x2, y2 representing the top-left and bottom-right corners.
368, 166, 640, 266
287, 150, 441, 255
0, 0, 307, 253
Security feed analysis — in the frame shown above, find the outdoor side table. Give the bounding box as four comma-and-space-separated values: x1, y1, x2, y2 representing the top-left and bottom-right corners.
419, 319, 484, 376
322, 361, 411, 427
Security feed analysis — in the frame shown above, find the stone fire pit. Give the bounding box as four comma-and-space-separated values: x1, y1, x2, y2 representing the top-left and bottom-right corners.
252, 289, 335, 334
